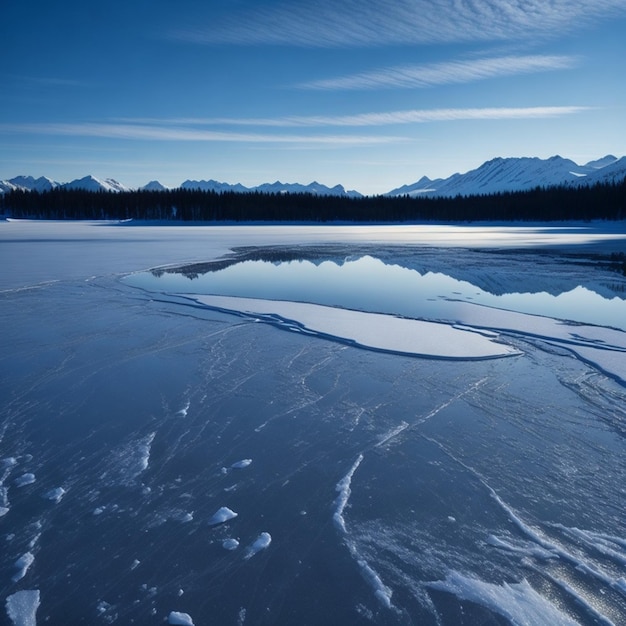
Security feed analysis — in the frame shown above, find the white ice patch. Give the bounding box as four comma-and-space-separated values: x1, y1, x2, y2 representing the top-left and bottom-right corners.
188, 295, 520, 360
5, 590, 40, 626
1, 457, 17, 469
176, 401, 190, 417
42, 487, 65, 503
486, 534, 559, 560
333, 455, 363, 534
168, 610, 194, 625
427, 572, 580, 626
102, 432, 155, 487
14, 474, 35, 488
231, 459, 252, 469
244, 532, 271, 559
12, 552, 35, 582
223, 538, 239, 551
208, 506, 238, 526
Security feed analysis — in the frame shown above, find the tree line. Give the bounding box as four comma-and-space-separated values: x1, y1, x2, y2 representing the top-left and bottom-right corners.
1, 179, 624, 222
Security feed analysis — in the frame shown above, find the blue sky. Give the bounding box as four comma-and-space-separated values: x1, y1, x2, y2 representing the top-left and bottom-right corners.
2, 0, 625, 194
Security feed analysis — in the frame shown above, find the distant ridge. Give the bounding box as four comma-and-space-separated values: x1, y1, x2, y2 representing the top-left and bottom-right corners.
1, 155, 625, 197
386, 155, 626, 198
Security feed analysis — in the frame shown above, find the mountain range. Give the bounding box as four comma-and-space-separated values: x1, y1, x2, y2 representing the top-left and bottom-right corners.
1, 155, 625, 198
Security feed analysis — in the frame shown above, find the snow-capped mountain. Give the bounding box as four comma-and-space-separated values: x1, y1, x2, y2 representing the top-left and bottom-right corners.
386, 155, 626, 198
63, 175, 131, 192
141, 180, 170, 191
181, 179, 362, 198
181, 179, 249, 193
1, 155, 624, 198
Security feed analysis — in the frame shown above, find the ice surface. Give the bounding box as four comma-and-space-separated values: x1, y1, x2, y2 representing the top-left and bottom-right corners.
208, 506, 238, 526
14, 473, 35, 487
168, 611, 194, 625
427, 572, 580, 625
5, 590, 40, 626
244, 532, 272, 559
12, 552, 35, 582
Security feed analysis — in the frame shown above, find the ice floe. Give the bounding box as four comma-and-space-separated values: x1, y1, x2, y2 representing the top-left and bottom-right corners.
208, 506, 238, 526
5, 590, 40, 626
169, 610, 194, 625
244, 532, 271, 559
14, 474, 35, 488
12, 552, 35, 582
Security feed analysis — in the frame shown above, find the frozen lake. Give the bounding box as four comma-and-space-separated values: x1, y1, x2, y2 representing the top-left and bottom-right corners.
2, 220, 626, 625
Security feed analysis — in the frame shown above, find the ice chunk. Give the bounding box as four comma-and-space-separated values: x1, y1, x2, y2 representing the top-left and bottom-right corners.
168, 611, 194, 625
208, 506, 238, 526
1, 457, 17, 469
12, 552, 35, 582
130, 559, 140, 570
5, 590, 40, 626
14, 474, 35, 488
231, 459, 252, 469
244, 532, 271, 559
0, 507, 9, 517
43, 487, 65, 503
223, 538, 239, 551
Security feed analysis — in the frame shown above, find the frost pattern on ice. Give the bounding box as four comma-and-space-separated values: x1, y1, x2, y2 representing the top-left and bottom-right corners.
5, 590, 40, 626
101, 432, 155, 486
427, 572, 580, 626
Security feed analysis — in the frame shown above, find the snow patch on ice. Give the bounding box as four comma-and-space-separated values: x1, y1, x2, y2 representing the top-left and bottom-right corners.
208, 506, 238, 526
14, 473, 35, 488
427, 572, 580, 625
333, 454, 363, 533
231, 459, 252, 469
244, 532, 271, 559
43, 487, 66, 503
12, 552, 35, 582
5, 590, 40, 626
169, 611, 194, 625
102, 432, 155, 486
223, 538, 239, 551
188, 295, 520, 360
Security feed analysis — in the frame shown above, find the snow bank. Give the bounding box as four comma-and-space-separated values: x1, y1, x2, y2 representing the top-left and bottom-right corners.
5, 590, 40, 626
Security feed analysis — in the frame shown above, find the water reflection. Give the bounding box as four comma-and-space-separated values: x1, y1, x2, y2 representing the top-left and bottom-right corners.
125, 255, 626, 332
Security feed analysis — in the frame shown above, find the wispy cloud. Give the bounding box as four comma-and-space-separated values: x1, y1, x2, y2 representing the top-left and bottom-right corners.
0, 122, 400, 145
298, 55, 578, 90
114, 106, 591, 129
173, 0, 626, 48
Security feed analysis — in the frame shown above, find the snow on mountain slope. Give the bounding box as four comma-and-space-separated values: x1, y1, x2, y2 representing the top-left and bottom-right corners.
181, 179, 249, 193
8, 176, 60, 192
63, 175, 131, 192
386, 155, 626, 198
